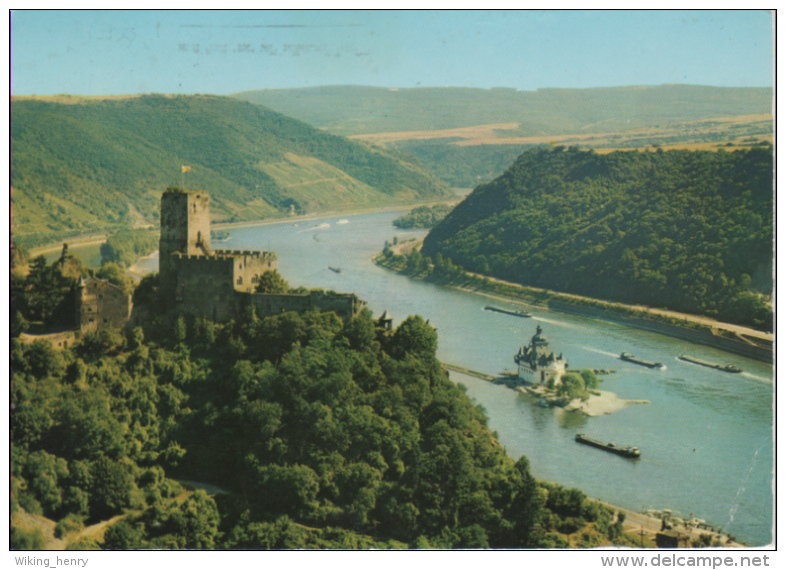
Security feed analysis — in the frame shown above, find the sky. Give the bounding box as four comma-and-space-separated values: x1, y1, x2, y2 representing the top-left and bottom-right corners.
9, 9, 774, 96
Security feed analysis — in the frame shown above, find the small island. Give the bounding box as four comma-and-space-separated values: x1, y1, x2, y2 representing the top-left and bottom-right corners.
210, 229, 231, 242
392, 204, 453, 229
512, 325, 649, 416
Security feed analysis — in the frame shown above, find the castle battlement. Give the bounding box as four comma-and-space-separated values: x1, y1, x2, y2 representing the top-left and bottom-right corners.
213, 250, 277, 261
170, 251, 277, 263
172, 252, 232, 262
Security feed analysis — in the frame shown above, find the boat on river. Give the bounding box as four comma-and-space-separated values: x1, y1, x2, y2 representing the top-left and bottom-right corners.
620, 352, 665, 369
575, 433, 641, 458
328, 267, 342, 274
678, 355, 742, 373
484, 305, 532, 318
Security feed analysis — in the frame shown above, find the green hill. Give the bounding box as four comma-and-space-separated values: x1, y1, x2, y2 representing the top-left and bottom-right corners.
421, 146, 773, 330
233, 85, 773, 189
11, 95, 449, 246
233, 84, 773, 137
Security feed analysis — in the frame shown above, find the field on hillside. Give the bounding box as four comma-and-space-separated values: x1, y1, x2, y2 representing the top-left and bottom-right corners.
236, 86, 772, 189
353, 114, 772, 149
234, 85, 773, 137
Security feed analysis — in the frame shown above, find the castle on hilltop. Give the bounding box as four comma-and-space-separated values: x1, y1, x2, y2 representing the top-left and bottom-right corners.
159, 188, 365, 321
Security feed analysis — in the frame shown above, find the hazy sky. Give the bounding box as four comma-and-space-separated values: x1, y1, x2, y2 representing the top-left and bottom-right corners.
10, 10, 774, 95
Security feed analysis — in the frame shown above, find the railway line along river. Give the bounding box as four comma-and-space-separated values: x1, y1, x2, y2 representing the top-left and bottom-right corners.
100, 208, 773, 546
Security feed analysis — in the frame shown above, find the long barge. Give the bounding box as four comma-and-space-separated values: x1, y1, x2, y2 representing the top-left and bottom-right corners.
620, 352, 665, 369
575, 433, 641, 458
678, 355, 742, 373
484, 305, 532, 318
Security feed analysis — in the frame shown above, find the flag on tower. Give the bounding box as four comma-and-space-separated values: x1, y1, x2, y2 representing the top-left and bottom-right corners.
181, 166, 191, 173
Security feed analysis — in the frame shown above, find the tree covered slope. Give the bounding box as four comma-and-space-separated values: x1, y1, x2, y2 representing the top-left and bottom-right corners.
12, 304, 635, 549
11, 95, 448, 246
421, 146, 773, 329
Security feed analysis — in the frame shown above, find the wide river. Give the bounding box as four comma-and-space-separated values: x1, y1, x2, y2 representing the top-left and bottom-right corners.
81, 208, 774, 546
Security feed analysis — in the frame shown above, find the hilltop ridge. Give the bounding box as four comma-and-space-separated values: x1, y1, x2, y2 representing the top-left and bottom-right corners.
233, 84, 773, 136
11, 94, 448, 246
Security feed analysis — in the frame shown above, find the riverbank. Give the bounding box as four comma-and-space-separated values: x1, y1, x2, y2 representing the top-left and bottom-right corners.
374, 247, 773, 363
125, 251, 159, 281
28, 234, 109, 257
211, 200, 456, 232
599, 501, 747, 548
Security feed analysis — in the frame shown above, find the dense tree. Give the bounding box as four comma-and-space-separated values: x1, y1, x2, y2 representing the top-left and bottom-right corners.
422, 146, 773, 330
96, 262, 132, 292
22, 255, 83, 326
10, 302, 632, 549
580, 370, 599, 390
393, 204, 454, 229
255, 270, 290, 294
388, 315, 438, 358
557, 374, 586, 400
100, 230, 158, 268
10, 526, 46, 550
103, 521, 145, 550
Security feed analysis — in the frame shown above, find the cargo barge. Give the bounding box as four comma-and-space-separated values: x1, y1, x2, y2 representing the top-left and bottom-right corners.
678, 355, 742, 373
484, 305, 532, 318
620, 352, 665, 369
575, 433, 641, 458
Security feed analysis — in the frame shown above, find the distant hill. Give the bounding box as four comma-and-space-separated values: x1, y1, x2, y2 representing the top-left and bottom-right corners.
421, 146, 773, 330
233, 85, 773, 188
11, 94, 449, 246
233, 85, 773, 137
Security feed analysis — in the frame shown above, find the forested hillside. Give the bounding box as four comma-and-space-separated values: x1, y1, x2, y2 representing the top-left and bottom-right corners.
422, 146, 773, 330
10, 95, 448, 246
11, 302, 635, 549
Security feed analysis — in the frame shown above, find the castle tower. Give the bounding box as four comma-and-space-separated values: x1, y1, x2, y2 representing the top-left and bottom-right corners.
159, 188, 212, 301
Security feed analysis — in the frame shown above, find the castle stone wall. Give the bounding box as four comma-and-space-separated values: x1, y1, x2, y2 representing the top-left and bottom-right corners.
174, 255, 237, 321
78, 278, 132, 333
213, 250, 278, 293
19, 330, 78, 350
246, 290, 366, 320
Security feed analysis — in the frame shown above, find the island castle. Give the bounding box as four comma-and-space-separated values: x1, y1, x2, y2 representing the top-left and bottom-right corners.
159, 187, 365, 321
514, 325, 568, 385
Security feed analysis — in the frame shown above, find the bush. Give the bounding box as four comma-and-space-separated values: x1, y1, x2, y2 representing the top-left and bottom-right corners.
556, 516, 584, 535
55, 514, 84, 538
102, 520, 144, 550
546, 485, 586, 518
66, 537, 101, 550
534, 532, 569, 548
557, 373, 585, 400
11, 526, 46, 550
580, 370, 599, 390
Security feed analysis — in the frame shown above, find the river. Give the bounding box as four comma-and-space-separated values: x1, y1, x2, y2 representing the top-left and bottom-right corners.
70, 208, 774, 546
